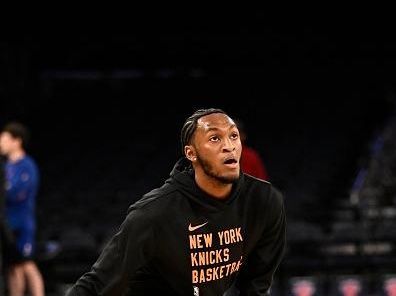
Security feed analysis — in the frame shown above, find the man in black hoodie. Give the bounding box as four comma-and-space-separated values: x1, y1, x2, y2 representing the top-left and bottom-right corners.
66, 108, 286, 296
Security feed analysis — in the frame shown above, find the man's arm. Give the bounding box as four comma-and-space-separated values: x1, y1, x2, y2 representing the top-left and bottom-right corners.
66, 207, 156, 296
5, 165, 38, 204
237, 187, 287, 296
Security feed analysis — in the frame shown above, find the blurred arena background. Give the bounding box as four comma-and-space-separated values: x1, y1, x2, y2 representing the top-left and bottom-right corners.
2, 20, 396, 295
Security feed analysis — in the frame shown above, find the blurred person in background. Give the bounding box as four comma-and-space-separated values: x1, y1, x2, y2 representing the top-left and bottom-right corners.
291, 279, 316, 296
0, 154, 6, 295
339, 278, 361, 296
384, 277, 396, 296
235, 119, 269, 181
0, 122, 44, 296
66, 108, 286, 296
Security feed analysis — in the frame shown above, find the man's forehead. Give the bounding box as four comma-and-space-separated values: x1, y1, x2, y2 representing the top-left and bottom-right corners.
197, 113, 235, 130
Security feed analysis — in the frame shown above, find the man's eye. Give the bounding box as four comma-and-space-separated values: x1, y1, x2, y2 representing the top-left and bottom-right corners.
231, 133, 239, 139
210, 136, 219, 142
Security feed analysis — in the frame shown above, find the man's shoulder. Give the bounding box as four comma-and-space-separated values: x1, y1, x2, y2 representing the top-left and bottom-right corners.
243, 173, 271, 187
20, 155, 38, 170
127, 183, 178, 213
242, 174, 283, 204
122, 183, 181, 228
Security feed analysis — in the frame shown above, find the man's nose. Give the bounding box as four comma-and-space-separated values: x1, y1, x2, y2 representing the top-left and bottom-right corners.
222, 138, 236, 152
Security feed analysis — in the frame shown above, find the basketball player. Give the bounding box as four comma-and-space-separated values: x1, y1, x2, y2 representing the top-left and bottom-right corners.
66, 108, 286, 296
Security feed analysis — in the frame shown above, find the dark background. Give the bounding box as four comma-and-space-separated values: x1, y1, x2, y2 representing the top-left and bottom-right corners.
2, 21, 396, 294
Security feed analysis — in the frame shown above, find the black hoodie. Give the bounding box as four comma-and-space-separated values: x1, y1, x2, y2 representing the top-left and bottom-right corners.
66, 158, 286, 296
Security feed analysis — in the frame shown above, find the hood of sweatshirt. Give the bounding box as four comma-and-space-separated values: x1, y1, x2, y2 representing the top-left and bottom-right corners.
165, 157, 244, 212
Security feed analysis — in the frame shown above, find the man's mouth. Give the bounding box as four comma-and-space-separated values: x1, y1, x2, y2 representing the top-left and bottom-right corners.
223, 157, 238, 165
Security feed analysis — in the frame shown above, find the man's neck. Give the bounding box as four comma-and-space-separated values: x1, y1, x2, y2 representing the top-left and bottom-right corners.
8, 150, 25, 163
194, 173, 233, 200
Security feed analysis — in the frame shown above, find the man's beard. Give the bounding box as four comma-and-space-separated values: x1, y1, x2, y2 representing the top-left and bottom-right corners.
196, 153, 239, 184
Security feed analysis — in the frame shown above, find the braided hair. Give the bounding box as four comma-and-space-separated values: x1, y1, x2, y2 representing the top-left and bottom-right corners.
180, 108, 226, 156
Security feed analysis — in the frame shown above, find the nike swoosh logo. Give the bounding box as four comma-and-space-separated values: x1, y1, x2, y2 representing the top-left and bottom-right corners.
188, 221, 208, 232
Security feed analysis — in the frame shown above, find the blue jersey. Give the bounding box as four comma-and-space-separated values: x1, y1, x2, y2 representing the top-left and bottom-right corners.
4, 155, 39, 257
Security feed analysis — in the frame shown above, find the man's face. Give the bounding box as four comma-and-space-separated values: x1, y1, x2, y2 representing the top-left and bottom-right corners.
0, 132, 18, 156
190, 113, 242, 184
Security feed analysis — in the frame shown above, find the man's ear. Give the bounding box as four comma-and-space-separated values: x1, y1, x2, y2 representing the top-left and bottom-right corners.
184, 145, 197, 161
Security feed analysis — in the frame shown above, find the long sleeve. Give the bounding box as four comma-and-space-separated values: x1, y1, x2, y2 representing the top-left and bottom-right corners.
238, 187, 287, 296
66, 207, 156, 296
0, 157, 5, 216
6, 163, 38, 205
